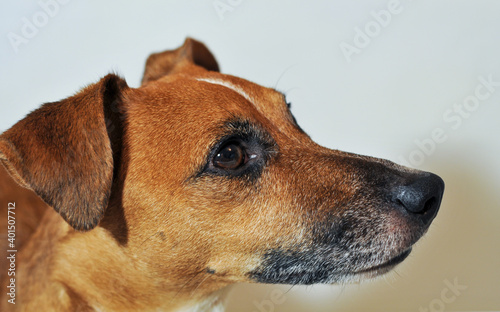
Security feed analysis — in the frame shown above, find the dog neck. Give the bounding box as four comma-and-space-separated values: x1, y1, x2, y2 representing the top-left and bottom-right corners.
8, 206, 231, 312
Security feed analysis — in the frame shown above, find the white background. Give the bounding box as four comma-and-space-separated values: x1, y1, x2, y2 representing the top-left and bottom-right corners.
1, 1, 499, 311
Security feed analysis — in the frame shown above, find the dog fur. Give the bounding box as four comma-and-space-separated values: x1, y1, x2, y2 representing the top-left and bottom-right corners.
0, 38, 444, 311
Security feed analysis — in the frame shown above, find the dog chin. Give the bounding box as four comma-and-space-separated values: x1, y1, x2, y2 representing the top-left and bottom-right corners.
248, 247, 412, 285
347, 248, 412, 281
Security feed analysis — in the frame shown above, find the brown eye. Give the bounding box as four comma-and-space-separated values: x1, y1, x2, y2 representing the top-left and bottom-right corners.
213, 143, 246, 169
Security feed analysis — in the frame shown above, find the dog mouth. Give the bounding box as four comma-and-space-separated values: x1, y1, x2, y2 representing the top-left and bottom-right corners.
355, 248, 412, 276
249, 247, 413, 285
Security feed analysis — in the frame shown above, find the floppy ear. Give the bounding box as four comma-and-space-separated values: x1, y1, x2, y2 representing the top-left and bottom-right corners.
0, 74, 128, 231
141, 37, 219, 85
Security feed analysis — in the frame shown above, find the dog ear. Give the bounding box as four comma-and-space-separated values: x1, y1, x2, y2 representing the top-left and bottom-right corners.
0, 74, 128, 231
141, 37, 219, 85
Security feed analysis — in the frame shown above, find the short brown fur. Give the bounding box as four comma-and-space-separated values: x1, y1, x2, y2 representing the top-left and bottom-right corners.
0, 38, 443, 311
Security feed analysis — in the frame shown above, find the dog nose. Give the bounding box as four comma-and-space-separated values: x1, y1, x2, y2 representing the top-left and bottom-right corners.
392, 173, 445, 225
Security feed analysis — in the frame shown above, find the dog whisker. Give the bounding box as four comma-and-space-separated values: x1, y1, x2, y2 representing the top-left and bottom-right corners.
139, 232, 160, 247
273, 64, 297, 90
172, 268, 207, 301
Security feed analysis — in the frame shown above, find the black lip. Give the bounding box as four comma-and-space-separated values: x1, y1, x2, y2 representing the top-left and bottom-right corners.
358, 248, 412, 274
249, 248, 414, 285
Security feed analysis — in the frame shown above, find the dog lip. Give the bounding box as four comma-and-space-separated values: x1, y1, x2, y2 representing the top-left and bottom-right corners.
357, 248, 412, 274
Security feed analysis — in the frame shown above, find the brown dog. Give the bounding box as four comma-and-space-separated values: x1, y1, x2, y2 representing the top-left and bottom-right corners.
0, 38, 444, 311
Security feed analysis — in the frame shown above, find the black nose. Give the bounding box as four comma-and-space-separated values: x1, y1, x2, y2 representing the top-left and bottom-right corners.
392, 173, 445, 225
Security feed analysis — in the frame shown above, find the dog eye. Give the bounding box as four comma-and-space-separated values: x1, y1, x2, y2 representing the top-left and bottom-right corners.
213, 143, 246, 170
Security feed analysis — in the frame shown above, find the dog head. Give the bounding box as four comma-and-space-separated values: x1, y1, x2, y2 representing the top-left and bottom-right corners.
0, 38, 444, 296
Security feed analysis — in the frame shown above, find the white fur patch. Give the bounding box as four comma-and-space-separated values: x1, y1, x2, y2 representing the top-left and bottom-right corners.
176, 296, 225, 312
196, 78, 254, 104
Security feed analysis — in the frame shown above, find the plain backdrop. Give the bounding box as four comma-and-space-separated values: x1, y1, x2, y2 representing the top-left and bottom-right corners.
1, 1, 499, 311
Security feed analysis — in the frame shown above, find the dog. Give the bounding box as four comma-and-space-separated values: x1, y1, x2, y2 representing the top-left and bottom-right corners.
0, 38, 444, 311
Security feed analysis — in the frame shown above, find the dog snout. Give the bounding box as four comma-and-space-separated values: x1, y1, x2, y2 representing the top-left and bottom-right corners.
391, 172, 445, 225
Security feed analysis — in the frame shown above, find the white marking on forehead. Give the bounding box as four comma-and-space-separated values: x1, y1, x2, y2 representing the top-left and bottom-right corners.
196, 78, 254, 104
